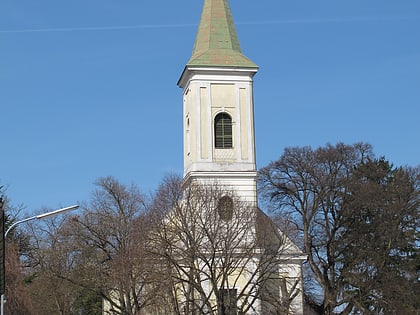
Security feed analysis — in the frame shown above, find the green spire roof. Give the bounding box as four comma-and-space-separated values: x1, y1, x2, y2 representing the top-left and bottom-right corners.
187, 0, 257, 68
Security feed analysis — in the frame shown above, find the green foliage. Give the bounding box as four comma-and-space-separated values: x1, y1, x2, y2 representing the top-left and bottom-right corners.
73, 289, 102, 315
340, 158, 420, 314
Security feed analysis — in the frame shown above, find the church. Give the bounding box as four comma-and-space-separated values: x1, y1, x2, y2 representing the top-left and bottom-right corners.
103, 0, 306, 314
172, 0, 306, 314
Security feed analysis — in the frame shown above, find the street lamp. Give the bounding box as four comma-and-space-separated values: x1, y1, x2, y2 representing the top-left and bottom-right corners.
0, 204, 79, 315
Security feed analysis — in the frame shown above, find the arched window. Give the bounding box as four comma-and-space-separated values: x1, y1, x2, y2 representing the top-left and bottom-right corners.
214, 113, 232, 148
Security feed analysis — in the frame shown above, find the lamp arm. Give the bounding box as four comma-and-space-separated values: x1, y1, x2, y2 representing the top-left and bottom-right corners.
4, 216, 38, 239
4, 205, 79, 238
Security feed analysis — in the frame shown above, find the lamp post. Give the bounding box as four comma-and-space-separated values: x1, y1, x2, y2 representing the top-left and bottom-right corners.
0, 204, 79, 315
0, 197, 4, 305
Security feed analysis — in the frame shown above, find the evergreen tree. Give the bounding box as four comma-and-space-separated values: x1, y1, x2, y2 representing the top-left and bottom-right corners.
340, 158, 420, 314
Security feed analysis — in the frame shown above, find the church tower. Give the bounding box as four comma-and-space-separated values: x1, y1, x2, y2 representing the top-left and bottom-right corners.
178, 0, 259, 206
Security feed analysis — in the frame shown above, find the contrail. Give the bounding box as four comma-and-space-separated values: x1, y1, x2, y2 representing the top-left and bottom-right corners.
0, 23, 196, 33
0, 15, 418, 34
237, 15, 420, 25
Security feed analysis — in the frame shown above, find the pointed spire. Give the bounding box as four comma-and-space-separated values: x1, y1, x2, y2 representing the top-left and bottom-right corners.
187, 0, 257, 68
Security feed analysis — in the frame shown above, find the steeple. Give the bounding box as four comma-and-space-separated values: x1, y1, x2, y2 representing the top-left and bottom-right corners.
171, 3, 305, 314
187, 0, 258, 68
178, 0, 259, 206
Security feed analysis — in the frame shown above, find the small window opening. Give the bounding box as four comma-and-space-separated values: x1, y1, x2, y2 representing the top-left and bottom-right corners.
214, 113, 232, 148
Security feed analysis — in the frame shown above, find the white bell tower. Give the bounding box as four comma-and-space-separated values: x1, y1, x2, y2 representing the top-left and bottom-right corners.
178, 0, 259, 206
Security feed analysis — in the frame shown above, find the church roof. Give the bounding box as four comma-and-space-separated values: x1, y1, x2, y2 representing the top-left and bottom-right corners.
256, 208, 305, 258
187, 0, 258, 68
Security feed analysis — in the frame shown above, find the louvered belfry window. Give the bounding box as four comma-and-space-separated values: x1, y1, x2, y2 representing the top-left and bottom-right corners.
214, 113, 232, 148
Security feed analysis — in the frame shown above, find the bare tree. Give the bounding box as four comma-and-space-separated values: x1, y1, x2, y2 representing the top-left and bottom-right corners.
258, 143, 420, 314
258, 142, 373, 314
22, 173, 306, 314
149, 175, 304, 315
27, 176, 165, 315
69, 176, 165, 314
26, 213, 94, 315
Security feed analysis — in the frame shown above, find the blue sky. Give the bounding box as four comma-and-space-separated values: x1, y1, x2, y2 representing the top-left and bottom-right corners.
1, 0, 419, 214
